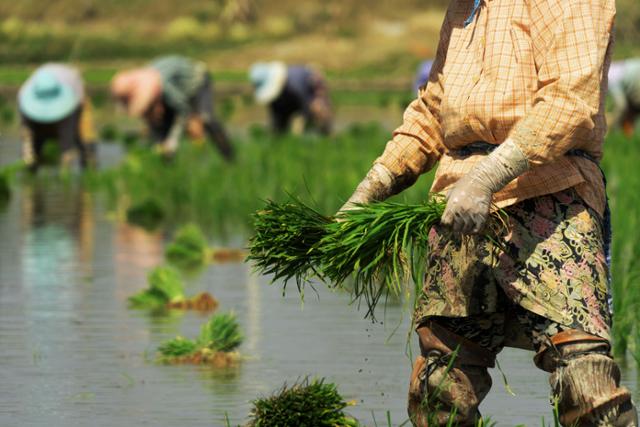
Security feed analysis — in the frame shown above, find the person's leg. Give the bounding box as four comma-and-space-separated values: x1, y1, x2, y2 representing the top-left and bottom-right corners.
57, 108, 82, 170
409, 315, 503, 427
514, 308, 638, 426
193, 76, 235, 162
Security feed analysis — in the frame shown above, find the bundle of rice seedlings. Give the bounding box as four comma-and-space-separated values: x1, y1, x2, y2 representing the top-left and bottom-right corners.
165, 223, 209, 270
128, 265, 218, 312
248, 198, 332, 290
198, 312, 244, 353
249, 196, 504, 317
126, 198, 164, 231
157, 312, 243, 367
246, 377, 359, 427
320, 198, 446, 317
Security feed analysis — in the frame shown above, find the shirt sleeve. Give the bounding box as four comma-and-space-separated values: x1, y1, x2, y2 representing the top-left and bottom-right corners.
509, 0, 615, 165
163, 78, 190, 116
374, 12, 451, 181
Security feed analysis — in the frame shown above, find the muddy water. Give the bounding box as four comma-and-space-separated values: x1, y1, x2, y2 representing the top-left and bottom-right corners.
0, 140, 637, 427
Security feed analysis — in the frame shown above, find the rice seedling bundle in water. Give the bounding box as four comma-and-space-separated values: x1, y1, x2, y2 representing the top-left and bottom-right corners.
128, 265, 218, 311
249, 196, 502, 317
165, 223, 209, 270
246, 377, 358, 427
157, 312, 243, 367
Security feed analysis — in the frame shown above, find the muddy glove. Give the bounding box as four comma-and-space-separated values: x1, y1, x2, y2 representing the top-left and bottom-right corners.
339, 163, 401, 213
441, 140, 529, 234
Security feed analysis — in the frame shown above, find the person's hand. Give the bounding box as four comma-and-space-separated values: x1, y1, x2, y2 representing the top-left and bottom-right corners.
440, 139, 529, 235
441, 174, 492, 234
337, 163, 397, 216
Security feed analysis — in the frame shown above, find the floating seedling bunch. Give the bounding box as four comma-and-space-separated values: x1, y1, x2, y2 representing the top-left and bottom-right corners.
249, 196, 504, 318
165, 223, 246, 270
128, 265, 218, 312
165, 223, 210, 270
157, 312, 243, 367
246, 377, 359, 427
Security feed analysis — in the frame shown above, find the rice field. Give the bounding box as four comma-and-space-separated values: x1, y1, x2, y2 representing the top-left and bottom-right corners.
80, 125, 640, 360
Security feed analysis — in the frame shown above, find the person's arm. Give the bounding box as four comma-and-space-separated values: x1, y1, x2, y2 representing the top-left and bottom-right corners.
441, 0, 615, 234
340, 14, 451, 210
20, 124, 35, 167
160, 115, 186, 156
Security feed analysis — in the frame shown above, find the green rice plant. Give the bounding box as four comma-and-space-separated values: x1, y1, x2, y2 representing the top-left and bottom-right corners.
247, 377, 359, 427
128, 265, 185, 308
320, 198, 447, 317
165, 223, 209, 270
157, 336, 198, 358
197, 312, 243, 353
157, 312, 243, 366
248, 197, 332, 289
126, 198, 165, 231
248, 196, 502, 318
84, 123, 433, 236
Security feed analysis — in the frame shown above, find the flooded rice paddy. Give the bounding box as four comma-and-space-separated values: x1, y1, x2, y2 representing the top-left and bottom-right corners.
0, 139, 637, 426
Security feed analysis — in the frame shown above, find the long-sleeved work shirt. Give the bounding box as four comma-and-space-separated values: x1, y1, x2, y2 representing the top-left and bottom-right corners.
151, 56, 208, 146
376, 0, 615, 216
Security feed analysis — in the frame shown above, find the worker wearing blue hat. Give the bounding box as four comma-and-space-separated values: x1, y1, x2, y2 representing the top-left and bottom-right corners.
249, 62, 332, 135
18, 64, 96, 171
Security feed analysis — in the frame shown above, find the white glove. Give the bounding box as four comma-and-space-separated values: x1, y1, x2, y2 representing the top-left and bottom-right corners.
441, 140, 529, 234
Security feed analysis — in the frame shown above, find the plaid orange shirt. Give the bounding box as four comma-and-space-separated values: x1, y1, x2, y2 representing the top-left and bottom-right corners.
377, 0, 616, 216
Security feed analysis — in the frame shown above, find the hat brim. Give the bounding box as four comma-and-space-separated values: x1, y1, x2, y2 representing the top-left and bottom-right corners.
255, 63, 287, 105
18, 84, 79, 123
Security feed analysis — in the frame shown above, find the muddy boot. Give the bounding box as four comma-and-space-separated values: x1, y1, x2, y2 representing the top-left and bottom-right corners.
535, 330, 638, 427
408, 321, 495, 427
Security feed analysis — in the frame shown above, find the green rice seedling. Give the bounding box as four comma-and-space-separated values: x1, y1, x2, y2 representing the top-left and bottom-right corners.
197, 312, 243, 353
165, 223, 209, 270
126, 198, 164, 231
320, 197, 447, 317
157, 336, 198, 358
248, 197, 332, 290
128, 265, 218, 311
128, 265, 186, 309
249, 196, 496, 318
157, 312, 243, 367
247, 377, 359, 427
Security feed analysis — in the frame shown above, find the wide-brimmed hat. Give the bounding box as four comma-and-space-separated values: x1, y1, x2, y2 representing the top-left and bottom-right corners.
249, 61, 287, 105
110, 68, 163, 117
18, 69, 80, 123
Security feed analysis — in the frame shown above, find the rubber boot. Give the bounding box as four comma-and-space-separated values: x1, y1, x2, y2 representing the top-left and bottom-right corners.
536, 330, 638, 427
408, 320, 495, 427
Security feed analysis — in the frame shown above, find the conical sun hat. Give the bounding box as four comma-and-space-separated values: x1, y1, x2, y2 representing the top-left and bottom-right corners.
249, 61, 287, 105
18, 69, 79, 123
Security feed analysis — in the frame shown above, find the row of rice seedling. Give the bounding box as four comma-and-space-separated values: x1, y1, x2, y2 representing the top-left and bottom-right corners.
84, 123, 433, 235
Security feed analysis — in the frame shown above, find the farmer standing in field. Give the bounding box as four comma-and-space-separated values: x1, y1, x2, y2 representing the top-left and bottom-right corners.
608, 59, 640, 137
248, 61, 333, 135
342, 0, 637, 425
111, 55, 235, 161
18, 63, 97, 172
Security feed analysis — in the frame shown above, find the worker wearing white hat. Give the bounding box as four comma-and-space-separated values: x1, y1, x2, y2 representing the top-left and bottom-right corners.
249, 62, 332, 135
18, 63, 97, 171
